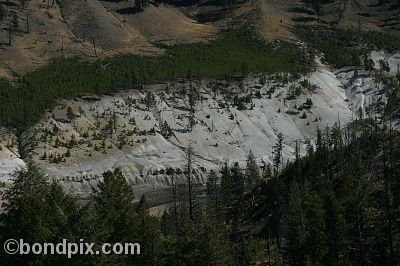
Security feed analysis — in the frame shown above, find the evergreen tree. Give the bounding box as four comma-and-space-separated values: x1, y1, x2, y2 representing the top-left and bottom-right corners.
144, 92, 155, 111
12, 13, 18, 29
285, 180, 327, 265
67, 106, 75, 120
273, 133, 284, 177
339, 158, 372, 265
220, 162, 232, 215
186, 144, 195, 220
0, 163, 80, 265
312, 0, 322, 20
206, 169, 220, 216
245, 150, 259, 186
135, 195, 161, 266
92, 168, 139, 264
160, 210, 235, 266
379, 59, 391, 75
263, 162, 272, 180
0, 4, 4, 22
93, 169, 136, 241
285, 181, 307, 264
188, 79, 197, 132
324, 189, 347, 265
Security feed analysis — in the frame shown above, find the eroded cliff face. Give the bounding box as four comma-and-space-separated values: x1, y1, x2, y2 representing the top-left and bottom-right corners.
1, 52, 398, 197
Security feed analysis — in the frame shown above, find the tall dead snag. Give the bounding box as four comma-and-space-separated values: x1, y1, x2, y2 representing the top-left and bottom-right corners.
188, 75, 197, 132
171, 174, 179, 233
382, 117, 394, 262
8, 22, 11, 46
26, 13, 29, 34
92, 38, 97, 57
186, 143, 194, 220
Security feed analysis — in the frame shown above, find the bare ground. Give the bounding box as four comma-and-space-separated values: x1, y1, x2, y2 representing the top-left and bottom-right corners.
0, 0, 399, 78
0, 0, 219, 78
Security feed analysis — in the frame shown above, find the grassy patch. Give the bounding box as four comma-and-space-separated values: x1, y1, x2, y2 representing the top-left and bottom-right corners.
0, 27, 308, 129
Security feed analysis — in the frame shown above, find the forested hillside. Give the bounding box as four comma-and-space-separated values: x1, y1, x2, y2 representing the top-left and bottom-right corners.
1, 112, 400, 265
0, 27, 307, 130
241, 117, 400, 264
1, 0, 400, 265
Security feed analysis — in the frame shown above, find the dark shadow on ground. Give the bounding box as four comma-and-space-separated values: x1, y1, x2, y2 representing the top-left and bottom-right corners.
116, 7, 143, 15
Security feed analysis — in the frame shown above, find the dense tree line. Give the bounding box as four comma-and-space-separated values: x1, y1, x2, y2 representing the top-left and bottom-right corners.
1, 114, 400, 264
0, 147, 268, 265
295, 26, 400, 67
0, 161, 258, 265
0, 165, 161, 265
0, 27, 307, 130
241, 117, 400, 265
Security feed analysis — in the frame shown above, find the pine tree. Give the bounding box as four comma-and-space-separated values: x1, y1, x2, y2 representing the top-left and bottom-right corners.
220, 162, 232, 213
324, 189, 347, 265
364, 54, 375, 73
341, 158, 371, 265
144, 92, 155, 110
245, 150, 258, 186
12, 13, 18, 29
285, 180, 327, 265
379, 59, 390, 75
67, 106, 74, 120
0, 163, 79, 265
135, 0, 143, 10
230, 162, 245, 240
0, 4, 4, 22
206, 169, 220, 216
135, 195, 161, 266
161, 120, 173, 138
285, 181, 307, 264
188, 79, 197, 131
94, 168, 136, 242
160, 210, 235, 266
186, 144, 195, 220
91, 169, 142, 264
273, 133, 284, 177
263, 162, 272, 180
312, 0, 322, 20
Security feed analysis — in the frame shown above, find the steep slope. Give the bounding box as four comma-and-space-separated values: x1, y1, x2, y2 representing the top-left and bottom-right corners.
0, 0, 218, 77
0, 130, 24, 183
104, 3, 218, 45
24, 66, 352, 195
0, 0, 93, 78
0, 51, 399, 198
57, 0, 159, 54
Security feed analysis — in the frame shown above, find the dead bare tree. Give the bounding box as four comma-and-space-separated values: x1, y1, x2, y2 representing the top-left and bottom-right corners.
8, 22, 11, 46
26, 13, 29, 34
92, 38, 97, 57
171, 174, 179, 232
186, 143, 194, 220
